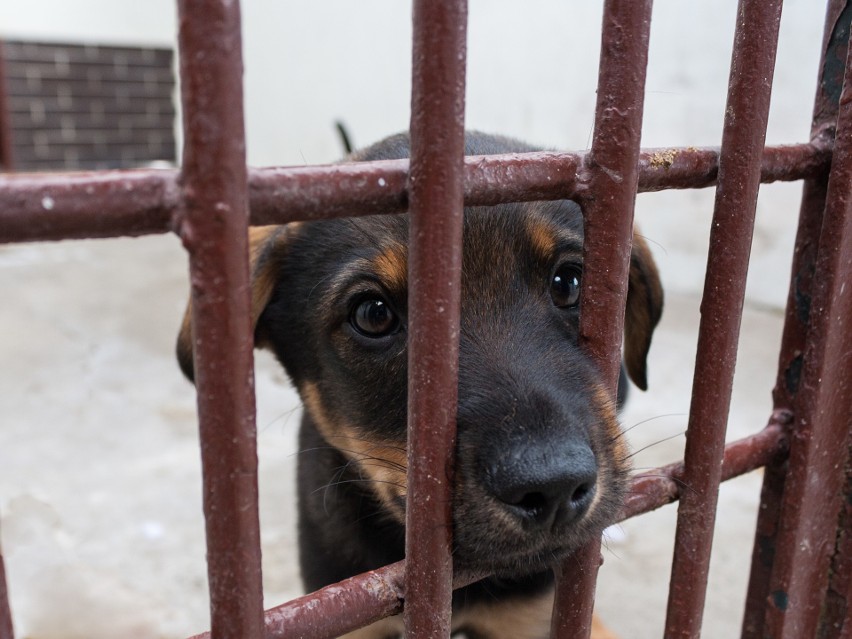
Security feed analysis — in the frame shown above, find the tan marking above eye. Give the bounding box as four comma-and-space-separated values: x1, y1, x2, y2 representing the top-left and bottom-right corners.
526, 217, 558, 262
371, 243, 408, 291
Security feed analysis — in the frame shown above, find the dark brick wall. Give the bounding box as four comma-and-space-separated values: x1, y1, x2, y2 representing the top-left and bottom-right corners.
2, 40, 176, 171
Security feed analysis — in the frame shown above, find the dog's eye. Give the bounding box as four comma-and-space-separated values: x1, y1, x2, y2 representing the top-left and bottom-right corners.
550, 264, 581, 308
351, 297, 399, 337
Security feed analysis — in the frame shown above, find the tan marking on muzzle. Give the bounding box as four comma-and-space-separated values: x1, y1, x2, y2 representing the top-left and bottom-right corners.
302, 381, 408, 521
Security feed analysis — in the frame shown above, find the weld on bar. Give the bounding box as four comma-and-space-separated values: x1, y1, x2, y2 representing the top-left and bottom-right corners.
550, 1, 653, 638
404, 0, 467, 636
175, 1, 264, 638
0, 142, 828, 245
663, 0, 783, 636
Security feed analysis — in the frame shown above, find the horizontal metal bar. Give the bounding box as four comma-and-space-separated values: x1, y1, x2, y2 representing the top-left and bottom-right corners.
184, 424, 788, 639
622, 416, 790, 521
0, 142, 829, 244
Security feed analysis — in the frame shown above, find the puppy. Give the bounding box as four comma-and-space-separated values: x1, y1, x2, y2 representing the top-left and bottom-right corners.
177, 132, 663, 639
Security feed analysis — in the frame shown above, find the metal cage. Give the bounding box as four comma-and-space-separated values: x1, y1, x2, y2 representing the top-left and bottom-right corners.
1, 0, 851, 637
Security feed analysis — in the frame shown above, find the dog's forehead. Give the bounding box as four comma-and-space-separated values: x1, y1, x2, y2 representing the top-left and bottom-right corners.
294, 199, 584, 295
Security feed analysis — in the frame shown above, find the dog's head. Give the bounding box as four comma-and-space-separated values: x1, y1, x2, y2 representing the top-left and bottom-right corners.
177, 132, 663, 576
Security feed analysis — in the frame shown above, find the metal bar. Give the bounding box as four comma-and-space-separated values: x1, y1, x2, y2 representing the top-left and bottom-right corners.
663, 1, 783, 636
0, 43, 14, 172
622, 417, 790, 522
404, 0, 467, 637
551, 2, 653, 638
175, 1, 263, 638
0, 537, 13, 639
742, 2, 851, 635
0, 142, 829, 245
760, 16, 852, 637
820, 441, 852, 638
0, 170, 178, 243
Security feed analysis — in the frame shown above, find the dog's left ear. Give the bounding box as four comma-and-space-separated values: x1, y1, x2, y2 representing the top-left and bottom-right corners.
176, 225, 289, 382
623, 232, 664, 390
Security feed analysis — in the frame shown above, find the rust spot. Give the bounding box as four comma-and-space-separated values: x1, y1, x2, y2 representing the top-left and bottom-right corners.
649, 149, 677, 169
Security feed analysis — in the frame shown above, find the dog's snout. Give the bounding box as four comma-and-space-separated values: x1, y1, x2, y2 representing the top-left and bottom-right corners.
486, 442, 597, 529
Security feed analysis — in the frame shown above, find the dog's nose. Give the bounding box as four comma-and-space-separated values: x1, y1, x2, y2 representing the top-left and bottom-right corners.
485, 442, 597, 529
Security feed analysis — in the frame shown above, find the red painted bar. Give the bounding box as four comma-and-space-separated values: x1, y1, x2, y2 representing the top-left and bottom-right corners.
0, 142, 828, 244
404, 0, 467, 637
820, 449, 852, 638
551, 1, 653, 638
741, 1, 845, 634
761, 18, 852, 637
175, 1, 264, 638
0, 170, 178, 242
663, 1, 783, 636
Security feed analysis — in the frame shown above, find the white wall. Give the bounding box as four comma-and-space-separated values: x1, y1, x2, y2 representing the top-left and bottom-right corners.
1, 0, 827, 307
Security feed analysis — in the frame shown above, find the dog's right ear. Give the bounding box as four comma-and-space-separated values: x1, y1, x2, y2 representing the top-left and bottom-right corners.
176, 224, 291, 382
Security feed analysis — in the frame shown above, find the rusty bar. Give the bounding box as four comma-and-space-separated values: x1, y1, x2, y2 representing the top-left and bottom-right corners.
175, 1, 263, 638
404, 0, 467, 637
0, 170, 178, 242
742, 2, 850, 635
0, 43, 13, 172
0, 538, 13, 639
663, 1, 783, 636
760, 17, 852, 637
622, 417, 789, 521
0, 142, 829, 245
551, 2, 653, 638
190, 563, 408, 639
820, 440, 852, 638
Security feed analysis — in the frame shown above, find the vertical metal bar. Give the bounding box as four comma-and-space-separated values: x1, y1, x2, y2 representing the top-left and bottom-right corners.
404, 0, 467, 637
760, 19, 852, 637
551, 1, 653, 637
819, 441, 852, 638
663, 1, 783, 636
175, 2, 263, 638
0, 535, 14, 639
0, 43, 14, 172
742, 2, 850, 635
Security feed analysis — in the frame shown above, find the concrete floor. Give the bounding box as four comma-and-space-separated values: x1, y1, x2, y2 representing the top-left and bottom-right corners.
0, 232, 784, 638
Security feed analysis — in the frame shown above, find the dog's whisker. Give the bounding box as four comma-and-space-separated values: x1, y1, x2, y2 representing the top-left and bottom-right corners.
609, 412, 687, 443
620, 430, 686, 462
314, 477, 408, 495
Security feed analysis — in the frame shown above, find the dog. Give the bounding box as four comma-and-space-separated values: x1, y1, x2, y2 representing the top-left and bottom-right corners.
176, 132, 663, 639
